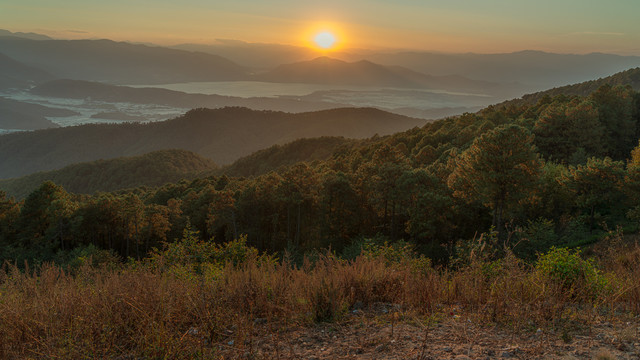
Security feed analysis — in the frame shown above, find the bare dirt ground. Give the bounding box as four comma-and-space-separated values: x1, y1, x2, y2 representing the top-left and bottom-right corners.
215, 306, 640, 359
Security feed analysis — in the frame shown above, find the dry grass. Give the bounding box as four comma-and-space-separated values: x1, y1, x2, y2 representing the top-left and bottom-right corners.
1, 242, 639, 359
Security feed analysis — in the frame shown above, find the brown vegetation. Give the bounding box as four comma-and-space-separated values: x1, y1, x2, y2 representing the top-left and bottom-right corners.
1, 235, 639, 359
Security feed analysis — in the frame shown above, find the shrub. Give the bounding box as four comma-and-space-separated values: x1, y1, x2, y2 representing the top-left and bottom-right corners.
147, 225, 274, 274
535, 247, 611, 298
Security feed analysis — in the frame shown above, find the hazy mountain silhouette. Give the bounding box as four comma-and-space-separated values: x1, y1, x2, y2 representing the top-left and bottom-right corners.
0, 53, 54, 90
0, 97, 77, 130
0, 37, 248, 84
498, 67, 640, 107
0, 29, 53, 41
0, 107, 426, 179
255, 57, 517, 95
0, 149, 217, 199
359, 50, 640, 89
30, 79, 352, 113
172, 40, 319, 70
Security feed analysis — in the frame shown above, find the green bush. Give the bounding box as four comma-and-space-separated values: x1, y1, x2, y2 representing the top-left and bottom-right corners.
148, 225, 274, 273
535, 247, 611, 298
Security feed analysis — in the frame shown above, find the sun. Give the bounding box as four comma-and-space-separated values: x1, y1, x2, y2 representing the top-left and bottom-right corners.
314, 31, 337, 50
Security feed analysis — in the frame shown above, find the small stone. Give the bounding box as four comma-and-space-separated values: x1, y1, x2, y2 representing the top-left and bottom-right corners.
253, 318, 267, 325
443, 347, 453, 352
501, 351, 514, 358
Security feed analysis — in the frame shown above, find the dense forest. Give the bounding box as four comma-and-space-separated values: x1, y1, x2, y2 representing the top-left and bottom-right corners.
1, 79, 640, 265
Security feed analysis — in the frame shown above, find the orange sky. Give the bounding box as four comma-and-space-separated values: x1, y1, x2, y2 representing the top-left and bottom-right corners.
2, 0, 640, 55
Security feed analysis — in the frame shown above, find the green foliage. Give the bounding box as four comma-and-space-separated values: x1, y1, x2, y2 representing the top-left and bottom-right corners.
148, 225, 273, 272
535, 247, 611, 297
561, 157, 626, 230
448, 124, 541, 237
513, 218, 559, 260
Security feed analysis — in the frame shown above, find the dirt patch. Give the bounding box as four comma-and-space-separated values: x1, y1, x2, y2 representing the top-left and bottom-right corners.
214, 309, 640, 359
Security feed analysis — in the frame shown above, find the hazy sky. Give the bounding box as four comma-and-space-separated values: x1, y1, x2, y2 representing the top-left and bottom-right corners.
2, 0, 640, 54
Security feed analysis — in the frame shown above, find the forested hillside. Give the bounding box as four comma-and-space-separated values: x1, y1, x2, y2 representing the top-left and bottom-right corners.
1, 76, 639, 264
217, 137, 359, 178
0, 107, 425, 178
0, 150, 216, 199
500, 67, 640, 107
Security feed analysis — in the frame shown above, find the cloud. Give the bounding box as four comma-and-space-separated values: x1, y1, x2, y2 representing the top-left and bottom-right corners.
67, 30, 89, 34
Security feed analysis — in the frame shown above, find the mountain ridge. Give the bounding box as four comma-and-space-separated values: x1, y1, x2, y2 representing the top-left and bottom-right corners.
0, 106, 426, 179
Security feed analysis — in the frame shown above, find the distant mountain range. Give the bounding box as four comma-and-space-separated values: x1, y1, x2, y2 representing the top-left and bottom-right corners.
2, 31, 638, 94
498, 67, 640, 107
255, 57, 520, 96
0, 29, 52, 41
0, 107, 426, 179
0, 36, 249, 84
359, 50, 640, 90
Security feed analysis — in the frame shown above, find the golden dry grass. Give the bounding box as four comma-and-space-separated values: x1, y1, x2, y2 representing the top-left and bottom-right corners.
0, 242, 639, 359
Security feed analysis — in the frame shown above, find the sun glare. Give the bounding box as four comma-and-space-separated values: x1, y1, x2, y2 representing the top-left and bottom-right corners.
314, 31, 336, 49
303, 24, 343, 51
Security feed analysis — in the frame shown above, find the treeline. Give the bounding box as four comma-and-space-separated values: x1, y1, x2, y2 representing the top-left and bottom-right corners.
1, 83, 640, 264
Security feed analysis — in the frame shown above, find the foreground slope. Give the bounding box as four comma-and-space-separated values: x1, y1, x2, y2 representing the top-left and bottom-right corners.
0, 107, 426, 179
